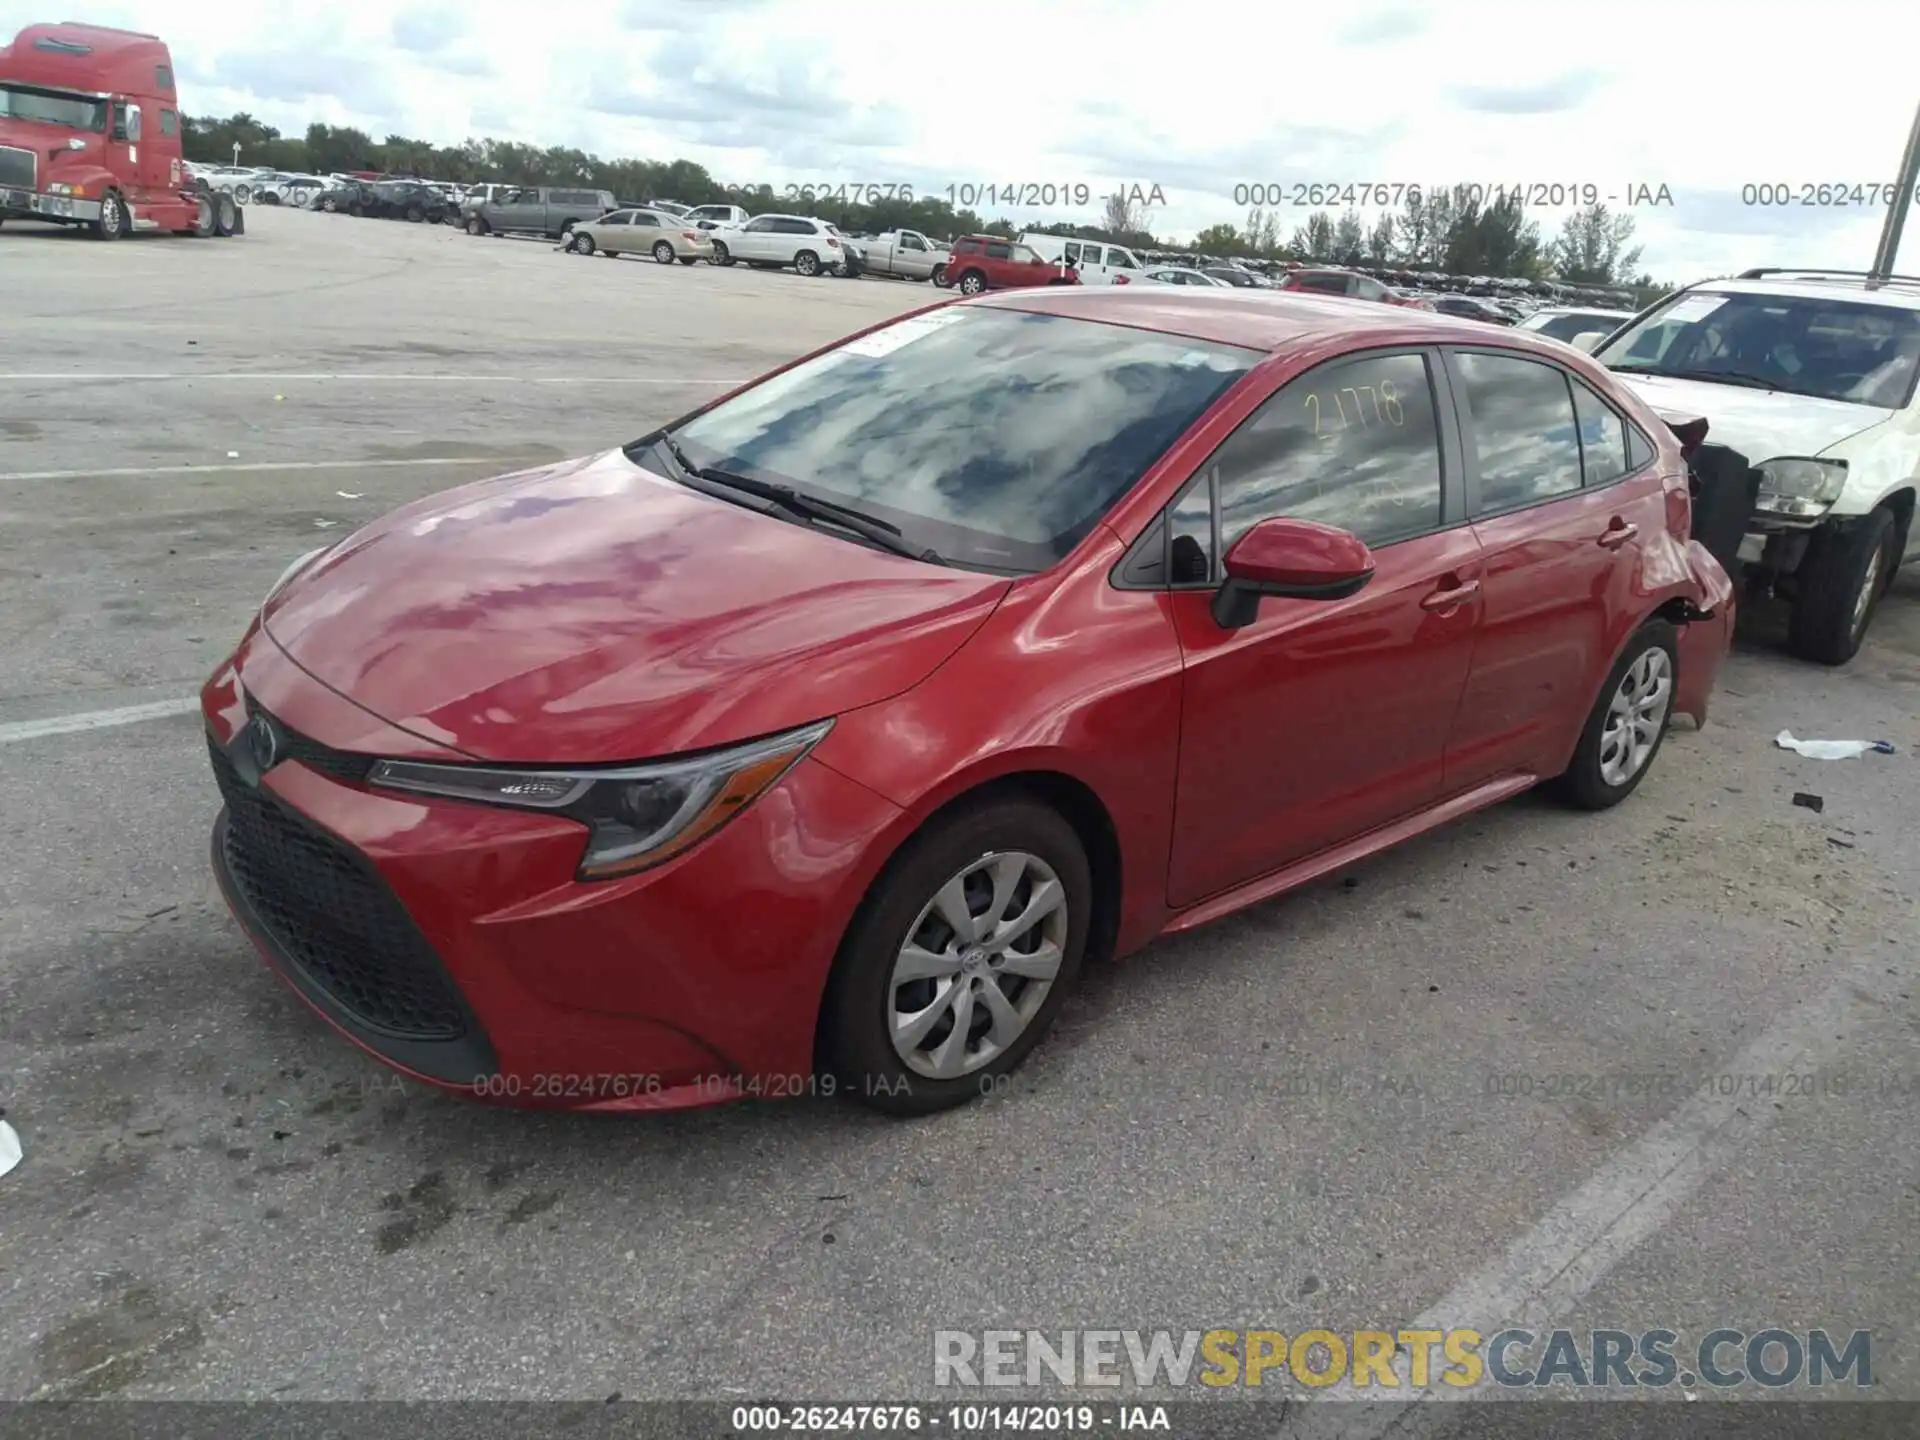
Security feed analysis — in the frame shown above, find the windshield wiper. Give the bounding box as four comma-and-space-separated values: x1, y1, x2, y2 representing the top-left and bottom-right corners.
657, 435, 941, 564
1612, 365, 1780, 391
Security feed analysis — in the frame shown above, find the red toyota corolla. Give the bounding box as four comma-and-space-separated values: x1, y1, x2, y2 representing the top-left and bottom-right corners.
203, 288, 1735, 1116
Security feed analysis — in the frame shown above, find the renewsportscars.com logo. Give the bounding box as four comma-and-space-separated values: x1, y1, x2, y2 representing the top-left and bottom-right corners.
933, 1328, 1874, 1391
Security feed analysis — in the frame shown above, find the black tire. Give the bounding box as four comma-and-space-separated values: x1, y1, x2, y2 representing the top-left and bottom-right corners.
794, 249, 820, 277
572, 232, 595, 255
322, 196, 338, 213
191, 193, 216, 238
932, 263, 948, 287
406, 205, 424, 223
711, 241, 733, 266
652, 240, 675, 264
1787, 508, 1896, 665
93, 190, 126, 240
958, 269, 987, 296
820, 797, 1092, 1117
678, 256, 699, 265
214, 192, 238, 237
465, 215, 484, 235
1551, 619, 1679, 811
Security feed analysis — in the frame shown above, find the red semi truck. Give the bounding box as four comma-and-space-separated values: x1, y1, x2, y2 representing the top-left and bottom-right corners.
0, 20, 235, 238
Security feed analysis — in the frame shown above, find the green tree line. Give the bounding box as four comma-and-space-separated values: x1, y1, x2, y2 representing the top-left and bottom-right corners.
183, 112, 1664, 294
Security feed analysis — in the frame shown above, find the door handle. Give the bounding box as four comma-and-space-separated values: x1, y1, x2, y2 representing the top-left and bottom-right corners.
1420, 578, 1480, 611
1597, 522, 1639, 549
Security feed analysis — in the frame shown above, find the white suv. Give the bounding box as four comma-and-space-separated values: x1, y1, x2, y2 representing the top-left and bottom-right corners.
708, 214, 862, 277
1593, 269, 1920, 664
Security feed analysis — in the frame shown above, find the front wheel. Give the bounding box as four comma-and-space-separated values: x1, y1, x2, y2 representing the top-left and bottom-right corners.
571, 232, 595, 255
820, 797, 1092, 1117
652, 240, 675, 264
465, 215, 485, 235
93, 190, 127, 240
958, 269, 987, 295
1788, 508, 1896, 665
1552, 620, 1678, 810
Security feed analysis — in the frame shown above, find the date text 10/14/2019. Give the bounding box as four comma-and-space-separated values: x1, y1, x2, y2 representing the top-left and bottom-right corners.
1232, 182, 1676, 209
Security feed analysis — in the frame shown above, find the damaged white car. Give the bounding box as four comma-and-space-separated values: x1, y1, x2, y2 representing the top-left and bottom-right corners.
1588, 269, 1920, 664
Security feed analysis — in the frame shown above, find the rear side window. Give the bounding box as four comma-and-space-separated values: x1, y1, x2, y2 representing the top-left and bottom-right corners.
1212, 351, 1446, 551
1296, 273, 1349, 294
987, 241, 1012, 259
955, 238, 980, 253
1571, 382, 1630, 485
1455, 352, 1583, 512
1627, 425, 1655, 470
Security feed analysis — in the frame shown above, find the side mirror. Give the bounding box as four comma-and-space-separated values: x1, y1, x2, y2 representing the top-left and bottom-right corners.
1212, 517, 1375, 629
1569, 330, 1607, 353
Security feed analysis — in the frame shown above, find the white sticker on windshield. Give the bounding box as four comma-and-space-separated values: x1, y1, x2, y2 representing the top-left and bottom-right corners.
838, 309, 967, 359
1174, 350, 1217, 367
1661, 294, 1728, 324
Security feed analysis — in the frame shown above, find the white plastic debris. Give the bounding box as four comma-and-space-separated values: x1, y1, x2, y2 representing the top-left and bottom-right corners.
313, 518, 340, 529
226, 450, 240, 459
335, 490, 363, 500
1775, 730, 1895, 760
0, 1119, 21, 1180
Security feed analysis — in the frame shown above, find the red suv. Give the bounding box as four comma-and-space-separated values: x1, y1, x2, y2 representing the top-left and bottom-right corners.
947, 235, 1079, 296
1280, 267, 1431, 309
203, 289, 1734, 1117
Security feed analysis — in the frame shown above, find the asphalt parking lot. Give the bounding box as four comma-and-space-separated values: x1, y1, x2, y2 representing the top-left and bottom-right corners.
2, 205, 1917, 1414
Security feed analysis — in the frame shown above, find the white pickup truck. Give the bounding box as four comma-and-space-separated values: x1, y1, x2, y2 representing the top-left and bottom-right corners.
859, 229, 951, 286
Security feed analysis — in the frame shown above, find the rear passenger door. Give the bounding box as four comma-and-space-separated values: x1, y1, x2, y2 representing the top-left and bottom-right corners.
1441, 348, 1669, 790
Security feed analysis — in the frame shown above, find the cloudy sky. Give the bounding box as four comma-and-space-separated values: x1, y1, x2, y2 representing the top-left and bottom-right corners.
8, 0, 1918, 277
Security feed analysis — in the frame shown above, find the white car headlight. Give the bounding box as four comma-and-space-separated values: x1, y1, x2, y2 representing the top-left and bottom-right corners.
1754, 458, 1848, 520
367, 719, 833, 880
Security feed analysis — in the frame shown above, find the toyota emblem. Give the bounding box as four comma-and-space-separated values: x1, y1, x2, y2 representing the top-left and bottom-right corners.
246, 712, 281, 774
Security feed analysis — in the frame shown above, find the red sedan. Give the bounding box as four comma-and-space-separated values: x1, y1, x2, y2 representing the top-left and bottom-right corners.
203, 288, 1734, 1116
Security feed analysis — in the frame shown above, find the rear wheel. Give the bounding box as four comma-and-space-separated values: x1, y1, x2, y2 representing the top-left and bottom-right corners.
794, 249, 820, 277
1788, 508, 1896, 665
652, 240, 675, 263
406, 205, 424, 223
465, 215, 485, 235
820, 797, 1091, 1117
214, 192, 238, 237
1552, 619, 1678, 810
191, 193, 216, 238
711, 241, 733, 266
931, 263, 949, 287
232, 183, 251, 203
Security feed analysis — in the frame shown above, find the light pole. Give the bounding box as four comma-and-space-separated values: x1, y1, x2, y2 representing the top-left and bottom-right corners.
1868, 98, 1920, 285
231, 141, 241, 167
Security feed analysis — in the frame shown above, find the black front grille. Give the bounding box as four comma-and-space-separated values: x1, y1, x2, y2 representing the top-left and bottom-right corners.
209, 737, 472, 1041
0, 147, 34, 190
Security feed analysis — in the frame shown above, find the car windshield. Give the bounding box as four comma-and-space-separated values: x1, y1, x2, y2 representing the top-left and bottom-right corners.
1597, 290, 1920, 408
0, 83, 108, 131
658, 307, 1259, 573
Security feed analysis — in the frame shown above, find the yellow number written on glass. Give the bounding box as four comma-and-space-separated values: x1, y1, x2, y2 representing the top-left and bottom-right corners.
1304, 378, 1407, 438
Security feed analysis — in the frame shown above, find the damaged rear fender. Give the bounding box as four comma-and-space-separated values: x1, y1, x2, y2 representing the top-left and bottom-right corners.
1671, 538, 1737, 727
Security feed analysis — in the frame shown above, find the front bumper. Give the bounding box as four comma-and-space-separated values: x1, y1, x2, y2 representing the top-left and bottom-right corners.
0, 188, 102, 221
201, 625, 904, 1110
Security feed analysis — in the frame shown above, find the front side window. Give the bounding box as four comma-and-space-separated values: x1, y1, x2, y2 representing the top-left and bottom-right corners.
1109, 249, 1139, 270
1597, 289, 1920, 408
1212, 351, 1446, 552
0, 84, 108, 131
1455, 352, 1583, 512
661, 307, 1258, 573
986, 241, 1013, 260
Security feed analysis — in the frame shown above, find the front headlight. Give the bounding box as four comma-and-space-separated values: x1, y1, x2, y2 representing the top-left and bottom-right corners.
1754, 458, 1848, 520
367, 719, 833, 880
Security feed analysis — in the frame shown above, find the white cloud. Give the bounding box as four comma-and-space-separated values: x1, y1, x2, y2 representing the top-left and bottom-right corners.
8, 0, 1918, 277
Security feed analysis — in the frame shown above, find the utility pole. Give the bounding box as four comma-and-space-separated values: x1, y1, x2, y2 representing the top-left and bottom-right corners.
231, 141, 241, 167
1867, 97, 1920, 285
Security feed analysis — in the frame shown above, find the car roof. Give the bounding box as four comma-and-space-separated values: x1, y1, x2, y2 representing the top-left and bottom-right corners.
977, 286, 1590, 356
1677, 276, 1920, 312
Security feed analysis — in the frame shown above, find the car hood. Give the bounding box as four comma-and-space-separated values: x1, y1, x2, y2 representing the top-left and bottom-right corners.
1612, 374, 1890, 462
262, 450, 1012, 763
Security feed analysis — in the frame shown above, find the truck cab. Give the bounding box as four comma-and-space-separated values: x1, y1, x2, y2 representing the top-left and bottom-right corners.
0, 21, 204, 238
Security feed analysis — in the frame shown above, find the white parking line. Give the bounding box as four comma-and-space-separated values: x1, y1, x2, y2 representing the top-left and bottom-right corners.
0, 373, 747, 384
0, 696, 199, 745
0, 456, 540, 483
1284, 956, 1891, 1435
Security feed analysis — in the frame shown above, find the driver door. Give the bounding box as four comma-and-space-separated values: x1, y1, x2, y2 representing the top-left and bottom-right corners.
1163, 348, 1485, 906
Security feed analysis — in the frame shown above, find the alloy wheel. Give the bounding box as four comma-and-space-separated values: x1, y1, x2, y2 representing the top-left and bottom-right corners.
887, 850, 1068, 1080
1851, 542, 1885, 639
1598, 647, 1672, 787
